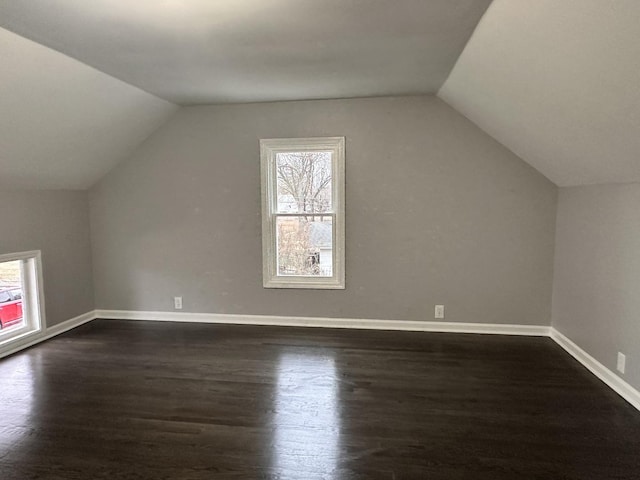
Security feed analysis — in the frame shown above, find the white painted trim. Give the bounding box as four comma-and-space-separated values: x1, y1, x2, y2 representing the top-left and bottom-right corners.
260, 136, 346, 289
0, 310, 96, 360
94, 310, 640, 411
3, 308, 638, 413
95, 309, 550, 336
0, 250, 42, 264
551, 328, 640, 411
0, 250, 46, 340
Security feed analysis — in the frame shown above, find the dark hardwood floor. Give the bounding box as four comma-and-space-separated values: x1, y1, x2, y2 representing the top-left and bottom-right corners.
0, 320, 639, 479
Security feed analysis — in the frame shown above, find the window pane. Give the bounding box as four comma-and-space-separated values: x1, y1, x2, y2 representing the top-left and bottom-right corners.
276, 151, 332, 213
276, 216, 333, 277
0, 260, 25, 334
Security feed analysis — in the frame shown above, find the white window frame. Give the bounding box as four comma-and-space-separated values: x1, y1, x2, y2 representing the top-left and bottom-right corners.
0, 250, 46, 350
260, 137, 345, 289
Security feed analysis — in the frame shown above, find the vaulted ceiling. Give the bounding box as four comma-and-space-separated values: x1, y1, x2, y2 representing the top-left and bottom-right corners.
0, 0, 491, 105
0, 27, 177, 190
439, 0, 640, 187
0, 0, 638, 189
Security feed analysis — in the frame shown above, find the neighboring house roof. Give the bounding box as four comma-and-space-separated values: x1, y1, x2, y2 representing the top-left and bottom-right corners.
309, 222, 333, 249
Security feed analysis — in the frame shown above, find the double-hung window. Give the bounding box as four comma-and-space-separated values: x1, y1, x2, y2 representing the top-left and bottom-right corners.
260, 137, 345, 289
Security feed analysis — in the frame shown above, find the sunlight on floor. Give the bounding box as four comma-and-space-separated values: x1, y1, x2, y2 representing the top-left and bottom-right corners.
272, 352, 341, 477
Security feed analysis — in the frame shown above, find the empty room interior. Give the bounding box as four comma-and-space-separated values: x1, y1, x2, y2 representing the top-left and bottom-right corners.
1, 1, 639, 478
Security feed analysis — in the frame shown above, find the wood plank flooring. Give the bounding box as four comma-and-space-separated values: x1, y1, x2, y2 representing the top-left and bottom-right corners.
0, 320, 639, 479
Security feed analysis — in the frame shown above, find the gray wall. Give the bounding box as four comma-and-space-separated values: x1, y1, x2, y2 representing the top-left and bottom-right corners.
552, 183, 640, 390
0, 189, 94, 327
90, 96, 557, 324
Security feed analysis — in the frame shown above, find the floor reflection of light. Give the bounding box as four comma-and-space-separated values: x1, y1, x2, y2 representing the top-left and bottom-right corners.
272, 352, 341, 478
0, 354, 35, 458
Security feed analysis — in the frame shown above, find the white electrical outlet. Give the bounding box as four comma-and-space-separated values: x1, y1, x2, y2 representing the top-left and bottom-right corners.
435, 305, 445, 319
174, 296, 183, 310
617, 352, 626, 374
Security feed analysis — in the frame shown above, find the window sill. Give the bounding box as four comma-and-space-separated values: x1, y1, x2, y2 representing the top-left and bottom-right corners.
264, 279, 345, 289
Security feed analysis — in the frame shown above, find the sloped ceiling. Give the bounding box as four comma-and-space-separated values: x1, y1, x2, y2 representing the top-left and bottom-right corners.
0, 27, 177, 190
0, 0, 491, 105
439, 0, 640, 187
2, 0, 638, 189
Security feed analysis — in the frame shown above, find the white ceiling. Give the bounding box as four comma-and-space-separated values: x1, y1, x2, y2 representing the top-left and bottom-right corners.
0, 0, 492, 105
2, 0, 638, 190
439, 0, 640, 187
0, 27, 177, 190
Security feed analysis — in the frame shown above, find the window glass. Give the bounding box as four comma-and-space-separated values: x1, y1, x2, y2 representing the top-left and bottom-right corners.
0, 259, 25, 334
276, 151, 332, 213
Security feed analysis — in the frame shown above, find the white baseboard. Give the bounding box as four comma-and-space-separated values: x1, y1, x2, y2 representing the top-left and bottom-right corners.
95, 309, 638, 412
3, 308, 638, 413
0, 310, 96, 360
550, 328, 640, 411
94, 309, 551, 336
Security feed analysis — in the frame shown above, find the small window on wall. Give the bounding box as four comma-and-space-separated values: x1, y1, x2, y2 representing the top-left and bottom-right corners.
260, 137, 345, 289
0, 251, 45, 348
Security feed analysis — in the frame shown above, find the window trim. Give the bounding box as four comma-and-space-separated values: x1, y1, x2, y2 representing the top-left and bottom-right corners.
0, 250, 46, 349
260, 137, 345, 289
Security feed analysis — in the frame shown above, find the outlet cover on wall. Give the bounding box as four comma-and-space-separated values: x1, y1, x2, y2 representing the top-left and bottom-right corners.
617, 352, 626, 374
174, 296, 183, 310
435, 305, 445, 319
